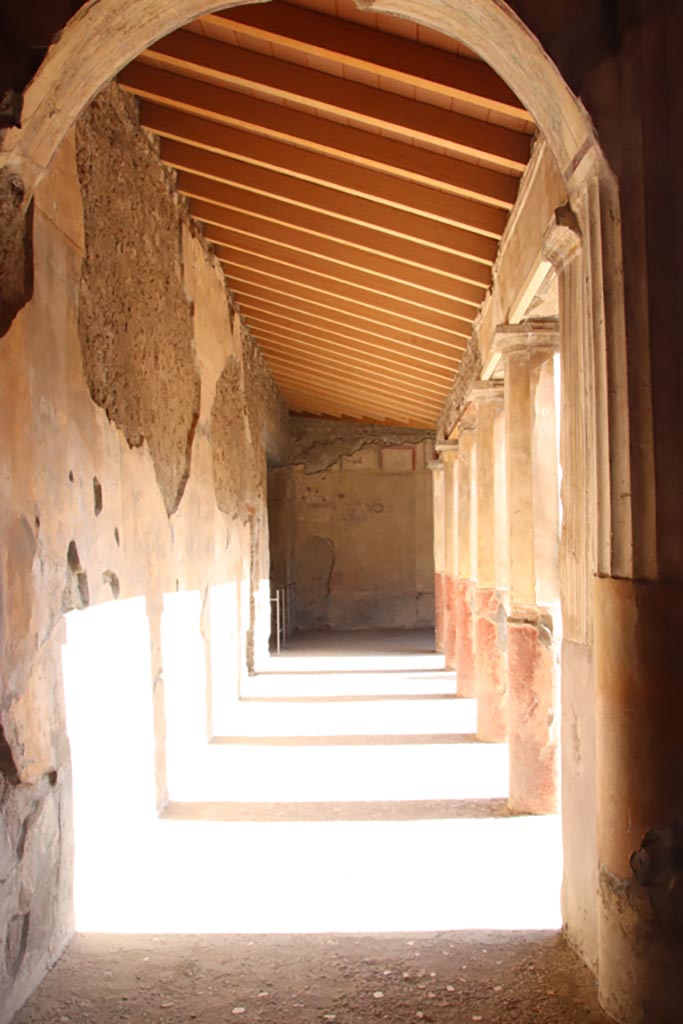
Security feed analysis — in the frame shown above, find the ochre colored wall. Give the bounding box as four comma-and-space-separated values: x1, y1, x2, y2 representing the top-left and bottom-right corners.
0, 84, 288, 1022
290, 418, 435, 631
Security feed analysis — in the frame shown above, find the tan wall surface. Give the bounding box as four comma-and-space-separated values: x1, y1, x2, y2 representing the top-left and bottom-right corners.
290, 418, 435, 631
0, 84, 288, 1022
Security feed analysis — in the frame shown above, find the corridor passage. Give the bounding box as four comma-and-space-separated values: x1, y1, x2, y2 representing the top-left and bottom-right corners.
13, 631, 608, 1023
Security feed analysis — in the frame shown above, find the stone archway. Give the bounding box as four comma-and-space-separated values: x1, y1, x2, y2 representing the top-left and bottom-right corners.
1, 0, 597, 190
7, 5, 675, 1024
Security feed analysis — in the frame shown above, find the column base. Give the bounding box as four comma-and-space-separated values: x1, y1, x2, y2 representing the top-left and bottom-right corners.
474, 587, 507, 741
596, 576, 683, 1023
508, 612, 558, 814
434, 571, 445, 653
454, 578, 476, 697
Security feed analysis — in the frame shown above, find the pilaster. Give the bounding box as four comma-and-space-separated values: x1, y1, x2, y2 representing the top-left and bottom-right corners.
471, 382, 507, 742
496, 319, 560, 813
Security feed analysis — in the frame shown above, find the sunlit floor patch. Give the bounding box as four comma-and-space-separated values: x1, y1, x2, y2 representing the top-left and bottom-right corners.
63, 622, 563, 937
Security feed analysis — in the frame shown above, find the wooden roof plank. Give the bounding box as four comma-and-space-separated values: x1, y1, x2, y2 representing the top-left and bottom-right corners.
249, 325, 453, 383
266, 362, 442, 417
211, 236, 475, 319
227, 270, 467, 347
254, 334, 451, 395
146, 30, 530, 169
121, 69, 517, 213
174, 166, 498, 264
219, 245, 475, 329
190, 195, 491, 287
248, 319, 462, 380
206, 2, 530, 121
235, 301, 464, 366
254, 335, 449, 401
200, 217, 487, 306
238, 302, 463, 363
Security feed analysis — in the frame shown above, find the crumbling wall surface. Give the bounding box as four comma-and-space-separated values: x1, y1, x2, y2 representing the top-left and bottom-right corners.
292, 417, 435, 631
290, 415, 433, 474
0, 84, 286, 1024
75, 86, 199, 517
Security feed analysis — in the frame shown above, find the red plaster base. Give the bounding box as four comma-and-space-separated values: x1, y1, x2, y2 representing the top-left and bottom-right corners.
507, 617, 559, 814
434, 571, 445, 653
454, 578, 476, 697
474, 588, 508, 742
443, 572, 457, 668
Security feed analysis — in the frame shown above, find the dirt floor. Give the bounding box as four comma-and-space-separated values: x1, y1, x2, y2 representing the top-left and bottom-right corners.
13, 929, 611, 1024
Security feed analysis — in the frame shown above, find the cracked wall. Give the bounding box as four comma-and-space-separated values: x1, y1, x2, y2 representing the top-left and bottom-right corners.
290, 418, 435, 631
0, 84, 288, 1023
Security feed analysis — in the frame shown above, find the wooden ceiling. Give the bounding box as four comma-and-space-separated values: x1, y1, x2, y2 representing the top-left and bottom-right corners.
119, 0, 535, 428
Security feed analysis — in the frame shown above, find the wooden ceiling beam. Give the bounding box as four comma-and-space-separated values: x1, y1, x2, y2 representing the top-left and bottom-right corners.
238, 302, 461, 365
249, 325, 453, 385
248, 327, 450, 391
123, 70, 517, 213
201, 218, 487, 306
146, 31, 530, 170
254, 334, 448, 401
175, 167, 497, 265
235, 301, 464, 366
214, 238, 475, 321
191, 195, 491, 288
282, 393, 425, 429
278, 386, 396, 423
216, 245, 473, 329
241, 315, 460, 375
265, 362, 441, 419
227, 271, 465, 348
206, 2, 531, 121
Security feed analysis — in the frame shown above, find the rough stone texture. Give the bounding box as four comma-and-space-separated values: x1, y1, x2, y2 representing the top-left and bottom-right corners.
242, 328, 290, 470
75, 85, 199, 517
290, 416, 433, 474
290, 418, 435, 632
0, 169, 33, 338
436, 335, 481, 442
210, 354, 255, 522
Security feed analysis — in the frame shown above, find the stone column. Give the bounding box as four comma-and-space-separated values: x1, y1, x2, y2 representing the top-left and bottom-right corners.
471, 382, 508, 741
454, 408, 476, 697
436, 443, 459, 670
497, 320, 560, 814
428, 458, 446, 653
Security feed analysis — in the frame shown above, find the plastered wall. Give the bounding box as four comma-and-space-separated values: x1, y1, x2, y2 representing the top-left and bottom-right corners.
0, 85, 288, 1022
289, 418, 435, 631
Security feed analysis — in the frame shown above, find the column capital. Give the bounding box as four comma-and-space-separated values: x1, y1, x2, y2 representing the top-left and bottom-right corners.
470, 380, 505, 406
427, 458, 445, 472
491, 318, 559, 364
435, 441, 459, 462
542, 204, 582, 269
